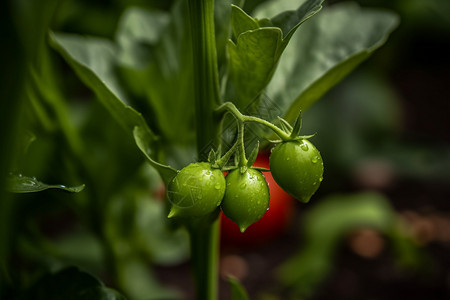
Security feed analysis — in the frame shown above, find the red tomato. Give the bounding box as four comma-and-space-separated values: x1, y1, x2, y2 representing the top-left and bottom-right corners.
220, 152, 295, 249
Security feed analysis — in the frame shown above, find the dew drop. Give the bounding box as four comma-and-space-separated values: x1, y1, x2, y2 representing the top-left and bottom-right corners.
300, 144, 309, 151
214, 184, 221, 190
311, 157, 318, 164
319, 177, 323, 182
286, 157, 290, 161
240, 183, 246, 189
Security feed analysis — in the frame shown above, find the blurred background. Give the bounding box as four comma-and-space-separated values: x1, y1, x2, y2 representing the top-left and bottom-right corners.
1, 0, 450, 299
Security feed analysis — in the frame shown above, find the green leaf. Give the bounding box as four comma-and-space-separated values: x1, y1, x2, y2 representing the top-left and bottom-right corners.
49, 32, 157, 143
133, 126, 178, 184
228, 276, 250, 300
266, 0, 323, 42
231, 4, 259, 38
26, 267, 126, 300
263, 3, 400, 122
227, 1, 323, 109
114, 3, 195, 144
116, 7, 170, 69
6, 174, 84, 193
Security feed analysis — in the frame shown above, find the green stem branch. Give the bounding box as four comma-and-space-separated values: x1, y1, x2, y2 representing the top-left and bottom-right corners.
215, 102, 291, 141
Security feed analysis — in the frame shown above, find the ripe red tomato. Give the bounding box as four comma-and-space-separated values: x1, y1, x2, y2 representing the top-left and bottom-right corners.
220, 152, 295, 249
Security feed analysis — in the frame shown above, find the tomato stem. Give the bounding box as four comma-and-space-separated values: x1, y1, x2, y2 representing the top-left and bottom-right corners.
237, 121, 248, 169
187, 0, 220, 299
215, 102, 292, 141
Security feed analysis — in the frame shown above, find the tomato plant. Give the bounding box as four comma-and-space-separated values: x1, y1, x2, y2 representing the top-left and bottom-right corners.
1, 0, 399, 299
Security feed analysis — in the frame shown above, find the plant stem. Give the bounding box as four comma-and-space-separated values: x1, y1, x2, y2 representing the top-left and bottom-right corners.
187, 217, 220, 300
237, 122, 248, 167
215, 102, 292, 140
187, 0, 220, 299
189, 0, 221, 161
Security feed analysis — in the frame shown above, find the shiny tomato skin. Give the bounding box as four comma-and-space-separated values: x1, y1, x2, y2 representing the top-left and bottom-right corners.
220, 153, 295, 248
221, 168, 270, 233
270, 139, 323, 203
167, 162, 226, 218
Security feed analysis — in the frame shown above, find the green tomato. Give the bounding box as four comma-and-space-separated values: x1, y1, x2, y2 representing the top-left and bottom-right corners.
269, 139, 323, 203
167, 162, 226, 218
221, 168, 270, 233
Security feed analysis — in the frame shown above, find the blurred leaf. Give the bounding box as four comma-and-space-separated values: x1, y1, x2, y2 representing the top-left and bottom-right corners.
277, 192, 400, 297
227, 0, 323, 108
261, 3, 399, 122
104, 185, 182, 300
49, 32, 156, 143
6, 174, 84, 193
228, 276, 250, 300
115, 2, 195, 144
25, 267, 126, 300
116, 7, 170, 69
215, 0, 241, 64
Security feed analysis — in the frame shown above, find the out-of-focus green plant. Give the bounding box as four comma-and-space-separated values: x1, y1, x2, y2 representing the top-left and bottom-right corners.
1, 0, 401, 299
277, 192, 426, 298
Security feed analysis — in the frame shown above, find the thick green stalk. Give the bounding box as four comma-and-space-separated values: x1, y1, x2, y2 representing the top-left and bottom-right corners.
187, 217, 220, 300
189, 0, 221, 160
187, 0, 221, 299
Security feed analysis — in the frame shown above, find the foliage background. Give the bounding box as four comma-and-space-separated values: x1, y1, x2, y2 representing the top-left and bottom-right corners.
1, 0, 450, 299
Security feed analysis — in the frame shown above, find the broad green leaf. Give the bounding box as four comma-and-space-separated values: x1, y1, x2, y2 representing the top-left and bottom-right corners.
215, 0, 244, 63
227, 1, 323, 109
227, 27, 283, 108
133, 126, 178, 184
114, 2, 195, 144
115, 7, 170, 97
26, 267, 126, 300
116, 7, 170, 68
263, 3, 400, 122
6, 174, 84, 193
228, 276, 250, 300
264, 0, 323, 41
231, 4, 259, 38
49, 32, 157, 144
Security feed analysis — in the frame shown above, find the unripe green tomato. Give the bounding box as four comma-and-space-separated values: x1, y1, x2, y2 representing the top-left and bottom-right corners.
269, 139, 323, 203
221, 168, 270, 232
167, 162, 226, 218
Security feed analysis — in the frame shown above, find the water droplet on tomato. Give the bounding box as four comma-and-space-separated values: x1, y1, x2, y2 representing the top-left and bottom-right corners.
300, 144, 309, 151
240, 183, 246, 189
311, 156, 318, 164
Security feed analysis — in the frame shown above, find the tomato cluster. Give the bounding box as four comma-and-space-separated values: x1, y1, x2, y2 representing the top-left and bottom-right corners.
167, 139, 323, 233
